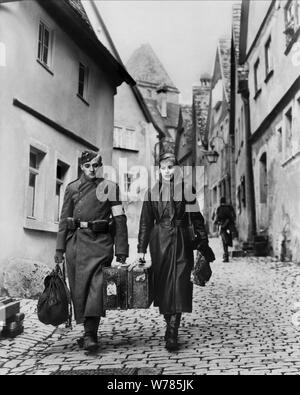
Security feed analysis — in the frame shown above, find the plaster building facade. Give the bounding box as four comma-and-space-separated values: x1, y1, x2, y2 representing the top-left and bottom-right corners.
0, 0, 133, 295
204, 38, 235, 234
232, 1, 257, 246
82, 3, 159, 237
239, 0, 300, 260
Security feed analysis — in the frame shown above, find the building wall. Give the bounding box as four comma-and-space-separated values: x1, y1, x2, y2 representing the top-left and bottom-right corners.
246, 0, 273, 55
234, 93, 250, 243
247, 1, 299, 135
206, 46, 232, 234
0, 1, 115, 274
246, 0, 300, 260
252, 97, 300, 261
113, 83, 158, 238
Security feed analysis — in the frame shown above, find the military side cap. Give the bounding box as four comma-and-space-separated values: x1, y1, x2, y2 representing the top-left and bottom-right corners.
80, 150, 102, 166
159, 152, 178, 164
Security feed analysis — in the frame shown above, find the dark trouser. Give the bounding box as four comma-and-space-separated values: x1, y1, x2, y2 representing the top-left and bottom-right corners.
84, 317, 100, 337
222, 241, 229, 261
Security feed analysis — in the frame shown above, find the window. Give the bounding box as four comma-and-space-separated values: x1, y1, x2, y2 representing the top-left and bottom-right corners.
113, 126, 138, 151
78, 63, 89, 101
259, 153, 268, 204
213, 187, 218, 206
254, 58, 261, 97
277, 126, 283, 153
124, 173, 134, 194
55, 161, 69, 222
264, 36, 273, 80
241, 176, 246, 208
27, 147, 45, 218
38, 21, 52, 68
284, 107, 293, 159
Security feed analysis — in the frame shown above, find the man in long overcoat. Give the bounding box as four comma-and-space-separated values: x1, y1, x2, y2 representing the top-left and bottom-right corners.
214, 197, 238, 262
54, 151, 129, 352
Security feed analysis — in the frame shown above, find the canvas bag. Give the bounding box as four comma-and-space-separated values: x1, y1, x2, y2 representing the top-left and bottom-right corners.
37, 262, 72, 327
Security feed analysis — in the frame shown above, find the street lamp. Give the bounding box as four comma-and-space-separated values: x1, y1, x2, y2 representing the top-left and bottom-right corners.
199, 135, 232, 164
199, 148, 219, 164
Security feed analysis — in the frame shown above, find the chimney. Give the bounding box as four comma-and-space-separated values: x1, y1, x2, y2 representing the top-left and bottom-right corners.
157, 85, 168, 118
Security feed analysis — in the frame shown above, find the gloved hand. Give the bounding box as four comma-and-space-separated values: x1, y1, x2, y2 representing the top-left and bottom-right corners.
198, 242, 216, 263
54, 250, 64, 264
116, 255, 127, 265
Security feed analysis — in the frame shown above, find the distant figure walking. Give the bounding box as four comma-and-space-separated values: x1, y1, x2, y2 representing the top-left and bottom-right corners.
214, 197, 238, 262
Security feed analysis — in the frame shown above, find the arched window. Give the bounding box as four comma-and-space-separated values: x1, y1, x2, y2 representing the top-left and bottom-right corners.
259, 153, 268, 204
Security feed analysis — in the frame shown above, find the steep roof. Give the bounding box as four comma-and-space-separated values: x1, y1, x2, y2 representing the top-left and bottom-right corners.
144, 98, 181, 138
126, 44, 179, 92
218, 38, 232, 103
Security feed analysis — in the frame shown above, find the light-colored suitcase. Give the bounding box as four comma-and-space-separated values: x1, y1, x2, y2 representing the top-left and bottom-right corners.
103, 262, 153, 310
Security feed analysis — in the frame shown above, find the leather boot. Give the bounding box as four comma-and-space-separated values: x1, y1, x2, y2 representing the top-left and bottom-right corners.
164, 314, 171, 341
82, 317, 100, 352
166, 314, 181, 352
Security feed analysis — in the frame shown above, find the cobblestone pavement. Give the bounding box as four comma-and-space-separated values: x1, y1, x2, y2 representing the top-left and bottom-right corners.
1, 238, 300, 376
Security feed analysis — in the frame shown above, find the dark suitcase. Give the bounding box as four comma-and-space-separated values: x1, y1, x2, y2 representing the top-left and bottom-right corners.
0, 299, 20, 323
0, 298, 24, 339
103, 266, 128, 310
103, 262, 153, 310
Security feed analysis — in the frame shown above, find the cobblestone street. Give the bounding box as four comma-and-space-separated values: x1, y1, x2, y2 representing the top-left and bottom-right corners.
1, 238, 300, 376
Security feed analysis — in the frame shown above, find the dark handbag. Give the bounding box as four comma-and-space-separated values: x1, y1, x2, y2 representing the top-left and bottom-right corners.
37, 261, 72, 327
191, 252, 212, 287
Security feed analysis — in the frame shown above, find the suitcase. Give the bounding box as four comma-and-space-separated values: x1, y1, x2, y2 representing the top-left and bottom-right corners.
103, 262, 153, 310
128, 262, 153, 309
103, 266, 128, 310
0, 298, 24, 339
0, 299, 20, 324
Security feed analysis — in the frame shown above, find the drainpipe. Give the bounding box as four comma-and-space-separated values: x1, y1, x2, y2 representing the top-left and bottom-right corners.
241, 86, 257, 241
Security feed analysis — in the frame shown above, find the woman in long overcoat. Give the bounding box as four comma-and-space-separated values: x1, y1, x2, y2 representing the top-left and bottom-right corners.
136, 152, 215, 351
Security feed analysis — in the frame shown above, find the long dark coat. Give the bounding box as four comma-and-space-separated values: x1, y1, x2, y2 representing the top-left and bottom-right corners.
56, 175, 128, 324
138, 180, 208, 315
215, 204, 238, 247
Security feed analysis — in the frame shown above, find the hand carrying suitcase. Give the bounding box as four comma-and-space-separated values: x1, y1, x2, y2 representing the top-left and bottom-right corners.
103, 262, 153, 310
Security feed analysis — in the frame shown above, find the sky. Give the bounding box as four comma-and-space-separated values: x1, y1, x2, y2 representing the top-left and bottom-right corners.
96, 0, 236, 104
